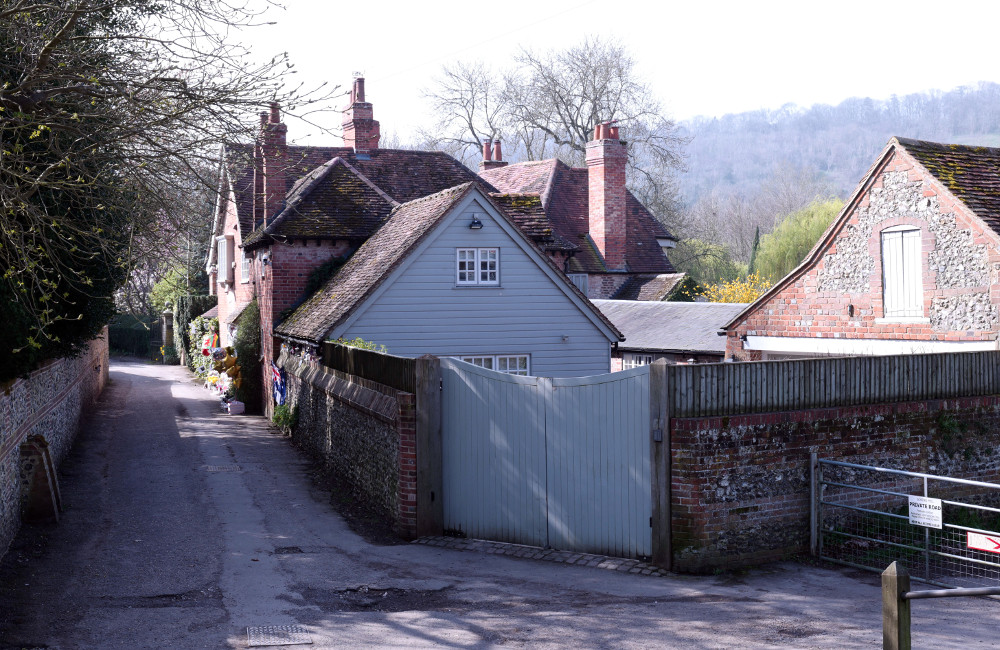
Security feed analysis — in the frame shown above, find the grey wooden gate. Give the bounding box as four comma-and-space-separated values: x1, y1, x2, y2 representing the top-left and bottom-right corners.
440, 358, 651, 558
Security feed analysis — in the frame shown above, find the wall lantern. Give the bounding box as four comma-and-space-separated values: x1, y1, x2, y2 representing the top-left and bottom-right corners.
469, 214, 484, 230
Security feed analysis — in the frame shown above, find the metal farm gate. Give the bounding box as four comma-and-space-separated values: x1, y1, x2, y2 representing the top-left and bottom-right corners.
440, 359, 651, 558
813, 457, 1000, 588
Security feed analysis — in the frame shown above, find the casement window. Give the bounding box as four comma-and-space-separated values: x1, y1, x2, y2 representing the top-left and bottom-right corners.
240, 252, 250, 283
568, 273, 589, 296
216, 235, 235, 285
622, 353, 655, 369
456, 248, 499, 286
881, 226, 922, 318
460, 354, 530, 376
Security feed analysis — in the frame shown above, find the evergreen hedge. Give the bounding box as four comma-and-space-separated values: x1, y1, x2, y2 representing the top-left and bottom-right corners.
233, 299, 261, 414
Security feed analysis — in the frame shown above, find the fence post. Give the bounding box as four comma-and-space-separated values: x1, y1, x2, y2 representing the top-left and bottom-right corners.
810, 452, 818, 556
650, 360, 671, 571
415, 355, 443, 537
882, 561, 911, 650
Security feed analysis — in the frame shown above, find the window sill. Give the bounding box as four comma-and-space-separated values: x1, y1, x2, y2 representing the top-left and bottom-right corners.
874, 317, 930, 324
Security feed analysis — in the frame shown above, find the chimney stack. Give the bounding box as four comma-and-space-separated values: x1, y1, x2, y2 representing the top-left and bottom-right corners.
342, 77, 381, 155
585, 121, 627, 270
254, 104, 287, 227
479, 138, 508, 172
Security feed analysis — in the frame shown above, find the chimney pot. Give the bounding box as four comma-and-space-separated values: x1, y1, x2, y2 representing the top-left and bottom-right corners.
493, 139, 502, 162
609, 125, 619, 140
269, 102, 280, 123
355, 77, 365, 103
483, 140, 493, 161
259, 111, 268, 127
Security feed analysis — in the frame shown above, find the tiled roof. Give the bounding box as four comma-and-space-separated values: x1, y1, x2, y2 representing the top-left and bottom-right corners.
489, 193, 577, 252
226, 145, 486, 246
198, 305, 219, 319
611, 273, 687, 301
242, 158, 397, 247
897, 137, 1000, 235
481, 159, 676, 274
276, 184, 477, 342
592, 300, 748, 354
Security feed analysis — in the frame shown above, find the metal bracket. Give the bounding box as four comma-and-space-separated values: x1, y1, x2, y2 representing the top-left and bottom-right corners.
653, 428, 663, 442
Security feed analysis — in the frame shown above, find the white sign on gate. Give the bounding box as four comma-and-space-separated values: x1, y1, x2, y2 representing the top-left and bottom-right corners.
908, 496, 943, 529
967, 532, 1000, 554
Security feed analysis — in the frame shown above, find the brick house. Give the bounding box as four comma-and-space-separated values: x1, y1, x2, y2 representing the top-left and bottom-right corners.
207, 77, 680, 409
724, 137, 1000, 360
478, 126, 682, 299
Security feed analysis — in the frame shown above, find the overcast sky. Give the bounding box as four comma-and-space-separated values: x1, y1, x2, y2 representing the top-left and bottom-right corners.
246, 0, 1000, 146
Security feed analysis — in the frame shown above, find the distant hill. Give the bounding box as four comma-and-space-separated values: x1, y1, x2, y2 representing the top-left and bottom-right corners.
677, 82, 1000, 204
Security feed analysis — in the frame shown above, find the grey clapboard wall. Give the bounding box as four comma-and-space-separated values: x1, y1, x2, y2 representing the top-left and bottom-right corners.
337, 195, 613, 377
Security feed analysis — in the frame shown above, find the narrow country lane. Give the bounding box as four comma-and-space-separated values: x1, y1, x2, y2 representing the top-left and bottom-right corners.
0, 361, 996, 649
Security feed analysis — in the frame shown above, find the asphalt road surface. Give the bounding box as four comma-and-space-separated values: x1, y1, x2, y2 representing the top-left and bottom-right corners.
0, 360, 996, 649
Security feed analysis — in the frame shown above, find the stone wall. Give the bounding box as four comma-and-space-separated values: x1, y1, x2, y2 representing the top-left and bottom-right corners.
670, 395, 1000, 573
280, 351, 417, 537
727, 149, 1000, 358
0, 331, 109, 559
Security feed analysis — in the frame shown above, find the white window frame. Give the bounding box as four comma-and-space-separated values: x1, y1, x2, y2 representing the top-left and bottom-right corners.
881, 226, 923, 319
460, 354, 530, 376
240, 251, 250, 283
216, 235, 234, 285
568, 273, 589, 296
456, 248, 499, 286
622, 352, 655, 370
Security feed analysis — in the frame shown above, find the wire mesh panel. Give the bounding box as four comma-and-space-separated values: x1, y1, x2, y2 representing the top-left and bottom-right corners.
817, 459, 1000, 588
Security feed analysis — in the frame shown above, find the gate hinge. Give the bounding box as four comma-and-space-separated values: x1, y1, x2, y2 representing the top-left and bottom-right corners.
439, 378, 443, 391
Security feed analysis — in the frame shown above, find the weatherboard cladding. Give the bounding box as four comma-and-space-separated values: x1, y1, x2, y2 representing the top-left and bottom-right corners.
332, 192, 616, 377
275, 184, 475, 342
481, 158, 676, 274
592, 300, 748, 354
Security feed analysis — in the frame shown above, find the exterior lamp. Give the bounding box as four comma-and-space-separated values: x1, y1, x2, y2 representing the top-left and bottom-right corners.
469, 214, 484, 230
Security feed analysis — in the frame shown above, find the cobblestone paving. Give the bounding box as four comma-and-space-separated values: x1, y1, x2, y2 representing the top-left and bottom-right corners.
413, 536, 670, 577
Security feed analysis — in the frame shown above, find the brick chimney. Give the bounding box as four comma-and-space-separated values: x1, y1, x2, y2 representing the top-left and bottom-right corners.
257, 102, 288, 226
585, 121, 628, 270
342, 77, 380, 155
479, 138, 508, 171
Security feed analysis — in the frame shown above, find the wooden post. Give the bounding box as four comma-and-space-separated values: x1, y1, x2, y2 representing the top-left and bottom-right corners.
415, 355, 443, 537
810, 452, 818, 556
882, 561, 911, 650
650, 360, 671, 570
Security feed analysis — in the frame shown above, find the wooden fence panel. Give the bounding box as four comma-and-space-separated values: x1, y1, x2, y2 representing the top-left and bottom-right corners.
321, 342, 416, 393
667, 350, 1000, 418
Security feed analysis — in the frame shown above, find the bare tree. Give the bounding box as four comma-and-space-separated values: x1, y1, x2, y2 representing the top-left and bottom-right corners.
422, 37, 687, 229
0, 0, 336, 372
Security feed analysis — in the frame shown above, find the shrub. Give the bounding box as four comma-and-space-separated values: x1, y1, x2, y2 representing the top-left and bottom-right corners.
272, 404, 298, 436
233, 299, 261, 414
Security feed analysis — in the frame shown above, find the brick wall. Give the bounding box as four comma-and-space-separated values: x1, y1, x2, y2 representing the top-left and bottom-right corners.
0, 331, 109, 560
260, 240, 349, 416
670, 395, 1000, 572
728, 149, 1000, 358
280, 350, 417, 538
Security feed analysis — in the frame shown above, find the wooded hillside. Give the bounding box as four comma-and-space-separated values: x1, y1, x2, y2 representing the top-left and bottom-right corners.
678, 82, 1000, 204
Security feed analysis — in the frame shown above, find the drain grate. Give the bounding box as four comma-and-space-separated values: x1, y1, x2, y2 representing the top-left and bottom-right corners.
247, 625, 312, 647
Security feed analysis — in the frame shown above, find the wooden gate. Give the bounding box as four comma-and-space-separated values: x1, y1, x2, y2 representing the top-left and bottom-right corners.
440, 358, 651, 558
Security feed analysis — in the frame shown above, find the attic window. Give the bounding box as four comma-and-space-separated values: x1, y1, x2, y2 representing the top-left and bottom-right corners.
456, 248, 499, 286
881, 226, 922, 318
217, 235, 235, 285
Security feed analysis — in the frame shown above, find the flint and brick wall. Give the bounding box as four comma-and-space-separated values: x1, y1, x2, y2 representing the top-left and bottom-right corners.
0, 331, 109, 559
728, 150, 1000, 359
670, 395, 1000, 573
280, 351, 417, 537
